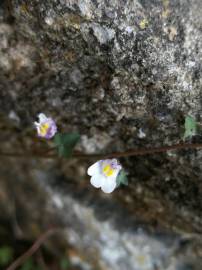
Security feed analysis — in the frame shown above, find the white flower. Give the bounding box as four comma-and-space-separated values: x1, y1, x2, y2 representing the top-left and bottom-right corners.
87, 159, 122, 193
34, 113, 57, 139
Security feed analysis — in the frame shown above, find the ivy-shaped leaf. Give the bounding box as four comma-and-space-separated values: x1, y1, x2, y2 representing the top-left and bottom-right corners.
60, 257, 70, 270
54, 133, 80, 158
116, 170, 128, 187
183, 116, 197, 140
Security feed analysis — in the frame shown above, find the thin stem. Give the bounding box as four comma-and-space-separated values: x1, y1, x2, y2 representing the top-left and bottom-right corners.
0, 143, 202, 160
6, 228, 58, 270
100, 143, 202, 158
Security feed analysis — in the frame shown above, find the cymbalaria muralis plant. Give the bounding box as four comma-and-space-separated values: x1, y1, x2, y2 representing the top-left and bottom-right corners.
34, 113, 128, 193
31, 113, 202, 194
1, 113, 202, 194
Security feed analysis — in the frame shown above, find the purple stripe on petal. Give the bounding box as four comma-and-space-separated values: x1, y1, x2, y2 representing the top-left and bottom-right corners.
45, 121, 57, 139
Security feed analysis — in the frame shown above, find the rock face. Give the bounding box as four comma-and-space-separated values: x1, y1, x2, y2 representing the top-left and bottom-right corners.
0, 0, 202, 269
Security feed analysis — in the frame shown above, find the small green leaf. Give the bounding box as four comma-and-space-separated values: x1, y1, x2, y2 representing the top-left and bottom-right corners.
54, 133, 80, 158
116, 170, 128, 187
0, 246, 13, 265
58, 144, 71, 158
54, 133, 80, 147
60, 257, 70, 270
183, 116, 197, 140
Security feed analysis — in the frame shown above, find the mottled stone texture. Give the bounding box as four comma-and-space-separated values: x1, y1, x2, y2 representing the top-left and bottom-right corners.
0, 0, 202, 269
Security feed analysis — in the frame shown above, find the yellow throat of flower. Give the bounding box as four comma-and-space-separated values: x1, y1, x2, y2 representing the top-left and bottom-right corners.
102, 164, 115, 177
39, 123, 49, 136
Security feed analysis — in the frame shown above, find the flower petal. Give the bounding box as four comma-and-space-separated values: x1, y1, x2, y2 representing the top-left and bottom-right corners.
38, 113, 48, 123
90, 174, 104, 188
45, 120, 57, 139
87, 161, 101, 176
35, 126, 41, 136
101, 177, 117, 193
113, 166, 122, 179
34, 121, 40, 127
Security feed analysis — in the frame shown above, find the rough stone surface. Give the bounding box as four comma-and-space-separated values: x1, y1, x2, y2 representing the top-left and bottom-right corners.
0, 0, 202, 269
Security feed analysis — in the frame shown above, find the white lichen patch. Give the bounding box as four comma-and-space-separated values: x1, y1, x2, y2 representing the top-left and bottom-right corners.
125, 26, 135, 34
79, 133, 112, 154
78, 0, 94, 19
45, 16, 54, 26
91, 24, 115, 44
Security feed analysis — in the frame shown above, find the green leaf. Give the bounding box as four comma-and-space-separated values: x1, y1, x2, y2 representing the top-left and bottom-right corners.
60, 257, 70, 270
116, 170, 128, 187
0, 246, 13, 265
58, 144, 71, 158
183, 115, 197, 140
54, 133, 80, 158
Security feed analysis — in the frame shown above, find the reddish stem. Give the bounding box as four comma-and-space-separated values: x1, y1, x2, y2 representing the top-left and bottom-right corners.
0, 143, 202, 159
6, 228, 58, 270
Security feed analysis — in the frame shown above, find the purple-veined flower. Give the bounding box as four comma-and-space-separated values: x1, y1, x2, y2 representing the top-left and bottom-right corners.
34, 113, 57, 139
87, 159, 122, 193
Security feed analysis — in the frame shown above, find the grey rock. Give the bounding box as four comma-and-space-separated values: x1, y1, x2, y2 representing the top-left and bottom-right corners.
0, 0, 202, 269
